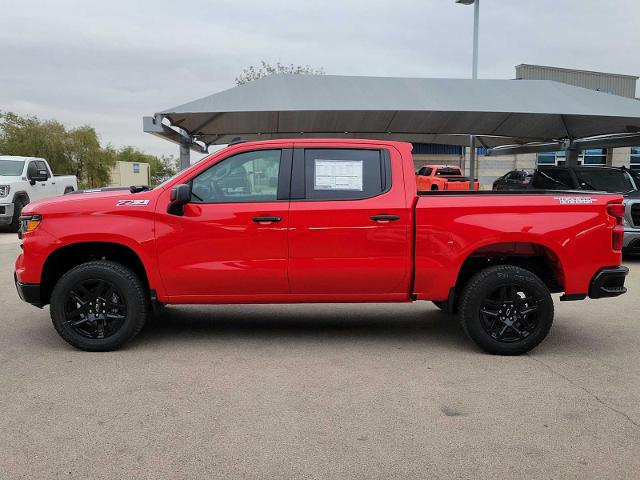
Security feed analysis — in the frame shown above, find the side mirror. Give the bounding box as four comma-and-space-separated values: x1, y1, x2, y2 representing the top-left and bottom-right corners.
168, 184, 191, 216
29, 170, 49, 185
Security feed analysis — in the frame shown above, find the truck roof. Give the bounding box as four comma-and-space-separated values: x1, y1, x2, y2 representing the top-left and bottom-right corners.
0, 155, 46, 162
215, 138, 415, 149
422, 165, 462, 169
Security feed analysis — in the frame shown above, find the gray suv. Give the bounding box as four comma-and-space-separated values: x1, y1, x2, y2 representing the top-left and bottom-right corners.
623, 193, 640, 254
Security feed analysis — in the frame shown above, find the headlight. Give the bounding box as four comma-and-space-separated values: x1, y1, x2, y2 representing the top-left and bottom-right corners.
0, 185, 9, 198
20, 215, 42, 234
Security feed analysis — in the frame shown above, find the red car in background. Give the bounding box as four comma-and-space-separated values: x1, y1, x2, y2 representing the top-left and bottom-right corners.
416, 165, 480, 191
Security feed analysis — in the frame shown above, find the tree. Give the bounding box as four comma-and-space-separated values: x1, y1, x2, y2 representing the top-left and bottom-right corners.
0, 112, 71, 174
235, 61, 324, 86
0, 111, 172, 188
65, 126, 114, 188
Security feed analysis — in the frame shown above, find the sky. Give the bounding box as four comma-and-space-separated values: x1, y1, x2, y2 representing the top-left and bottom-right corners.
1, 0, 639, 159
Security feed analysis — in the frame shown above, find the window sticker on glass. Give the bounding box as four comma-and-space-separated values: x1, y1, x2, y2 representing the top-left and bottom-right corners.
314, 159, 363, 191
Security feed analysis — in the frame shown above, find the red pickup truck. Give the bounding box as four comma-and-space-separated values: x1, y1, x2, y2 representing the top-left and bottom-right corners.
15, 139, 628, 355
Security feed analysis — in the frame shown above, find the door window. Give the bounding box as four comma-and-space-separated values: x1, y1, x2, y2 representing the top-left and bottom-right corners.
27, 161, 38, 178
574, 169, 636, 193
298, 149, 389, 200
190, 149, 282, 203
35, 161, 50, 178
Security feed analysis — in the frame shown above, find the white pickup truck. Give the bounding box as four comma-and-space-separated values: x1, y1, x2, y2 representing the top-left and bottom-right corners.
0, 156, 77, 231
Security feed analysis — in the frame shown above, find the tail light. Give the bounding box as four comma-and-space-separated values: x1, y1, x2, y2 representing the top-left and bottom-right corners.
607, 203, 625, 251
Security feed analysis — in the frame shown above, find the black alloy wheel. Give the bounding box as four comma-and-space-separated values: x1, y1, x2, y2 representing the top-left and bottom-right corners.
63, 278, 127, 339
478, 285, 539, 343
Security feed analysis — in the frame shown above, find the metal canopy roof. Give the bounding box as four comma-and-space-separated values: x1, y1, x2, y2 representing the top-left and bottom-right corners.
146, 74, 640, 151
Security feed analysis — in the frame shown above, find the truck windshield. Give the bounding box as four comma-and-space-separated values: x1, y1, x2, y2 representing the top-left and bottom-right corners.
574, 169, 636, 193
0, 160, 25, 176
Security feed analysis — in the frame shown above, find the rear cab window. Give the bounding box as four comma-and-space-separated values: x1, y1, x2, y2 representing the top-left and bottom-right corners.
435, 167, 462, 176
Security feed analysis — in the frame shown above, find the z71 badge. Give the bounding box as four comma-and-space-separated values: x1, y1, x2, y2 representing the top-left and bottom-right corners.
116, 199, 150, 207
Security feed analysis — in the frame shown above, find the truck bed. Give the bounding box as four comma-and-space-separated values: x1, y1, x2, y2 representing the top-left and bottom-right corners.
413, 189, 622, 301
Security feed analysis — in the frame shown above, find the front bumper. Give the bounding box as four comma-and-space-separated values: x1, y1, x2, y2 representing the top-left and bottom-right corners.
0, 203, 14, 225
14, 274, 43, 308
588, 267, 628, 299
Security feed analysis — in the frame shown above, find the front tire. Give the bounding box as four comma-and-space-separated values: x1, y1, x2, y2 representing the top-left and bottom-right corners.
458, 265, 554, 355
8, 198, 25, 233
50, 261, 149, 351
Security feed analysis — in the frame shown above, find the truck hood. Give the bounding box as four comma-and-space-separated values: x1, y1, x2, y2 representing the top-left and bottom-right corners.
0, 175, 23, 183
22, 187, 157, 215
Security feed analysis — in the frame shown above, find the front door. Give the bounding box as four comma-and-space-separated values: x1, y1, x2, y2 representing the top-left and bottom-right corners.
287, 145, 412, 301
155, 147, 292, 301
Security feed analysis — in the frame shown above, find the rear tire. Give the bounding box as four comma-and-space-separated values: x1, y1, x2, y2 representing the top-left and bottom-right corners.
50, 261, 149, 351
459, 265, 554, 355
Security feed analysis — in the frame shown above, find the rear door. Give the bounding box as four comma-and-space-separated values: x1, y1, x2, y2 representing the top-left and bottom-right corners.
287, 144, 412, 300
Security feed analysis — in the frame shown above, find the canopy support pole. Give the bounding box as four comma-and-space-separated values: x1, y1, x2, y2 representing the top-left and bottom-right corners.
566, 144, 579, 167
468, 135, 477, 190
179, 144, 190, 170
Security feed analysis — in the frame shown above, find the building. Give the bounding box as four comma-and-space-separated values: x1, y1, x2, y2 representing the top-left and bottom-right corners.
109, 161, 150, 187
412, 64, 640, 187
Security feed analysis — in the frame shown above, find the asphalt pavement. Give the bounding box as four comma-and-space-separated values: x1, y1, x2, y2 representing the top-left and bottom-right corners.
1, 232, 639, 479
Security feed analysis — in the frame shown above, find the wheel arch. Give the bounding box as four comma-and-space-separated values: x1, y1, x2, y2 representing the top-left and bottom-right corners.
12, 191, 30, 205
454, 241, 565, 297
40, 241, 151, 306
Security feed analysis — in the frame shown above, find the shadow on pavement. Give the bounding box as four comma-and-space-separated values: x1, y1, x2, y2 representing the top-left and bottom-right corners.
134, 303, 470, 350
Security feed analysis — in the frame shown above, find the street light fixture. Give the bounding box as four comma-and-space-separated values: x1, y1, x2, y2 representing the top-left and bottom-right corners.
456, 0, 480, 190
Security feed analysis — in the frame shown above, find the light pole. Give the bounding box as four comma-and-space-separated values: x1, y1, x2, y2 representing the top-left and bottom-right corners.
456, 0, 479, 190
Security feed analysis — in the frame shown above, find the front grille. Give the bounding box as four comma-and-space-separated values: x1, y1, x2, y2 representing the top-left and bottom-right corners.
632, 203, 640, 227
0, 206, 4, 214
